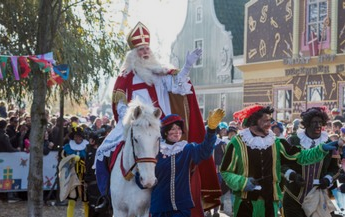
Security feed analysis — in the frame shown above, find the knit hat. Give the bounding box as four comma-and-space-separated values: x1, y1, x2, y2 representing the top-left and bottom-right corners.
218, 122, 229, 130
331, 108, 340, 115
341, 127, 345, 134
292, 119, 300, 131
271, 121, 284, 133
228, 126, 238, 133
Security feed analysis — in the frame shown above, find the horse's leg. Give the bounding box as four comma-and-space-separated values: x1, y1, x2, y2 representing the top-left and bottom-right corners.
128, 209, 149, 217
113, 210, 128, 217
141, 210, 150, 217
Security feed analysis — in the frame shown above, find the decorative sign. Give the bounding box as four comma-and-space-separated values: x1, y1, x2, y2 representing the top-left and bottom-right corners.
0, 151, 58, 192
246, 0, 293, 63
285, 65, 331, 76
285, 64, 345, 76
283, 54, 336, 65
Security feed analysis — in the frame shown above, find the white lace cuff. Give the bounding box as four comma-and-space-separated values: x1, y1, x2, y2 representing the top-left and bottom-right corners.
285, 169, 295, 182
171, 74, 192, 95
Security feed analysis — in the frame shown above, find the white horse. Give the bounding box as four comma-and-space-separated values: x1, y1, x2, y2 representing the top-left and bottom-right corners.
110, 99, 162, 217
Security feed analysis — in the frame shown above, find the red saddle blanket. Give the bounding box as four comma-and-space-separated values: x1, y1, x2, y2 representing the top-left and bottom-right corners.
108, 141, 125, 171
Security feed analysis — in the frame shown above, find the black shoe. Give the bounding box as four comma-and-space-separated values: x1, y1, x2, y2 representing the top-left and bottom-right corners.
95, 195, 109, 213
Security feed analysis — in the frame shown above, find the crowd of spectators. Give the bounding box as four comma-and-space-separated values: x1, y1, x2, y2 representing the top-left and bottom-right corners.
0, 100, 115, 204
0, 100, 114, 155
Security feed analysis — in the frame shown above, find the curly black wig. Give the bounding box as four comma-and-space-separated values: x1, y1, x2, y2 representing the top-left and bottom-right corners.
244, 106, 274, 127
300, 107, 329, 128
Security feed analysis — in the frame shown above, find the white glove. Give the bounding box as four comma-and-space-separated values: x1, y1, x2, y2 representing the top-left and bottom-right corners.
184, 48, 202, 69
176, 48, 202, 84
172, 48, 202, 95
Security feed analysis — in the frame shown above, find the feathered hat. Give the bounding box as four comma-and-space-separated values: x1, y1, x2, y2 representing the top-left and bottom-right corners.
233, 105, 264, 126
69, 123, 85, 140
127, 22, 150, 49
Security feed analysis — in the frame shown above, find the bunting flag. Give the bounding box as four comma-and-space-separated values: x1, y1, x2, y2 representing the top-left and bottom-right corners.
47, 64, 70, 86
47, 70, 63, 87
0, 56, 8, 79
53, 64, 69, 80
18, 56, 31, 78
10, 56, 20, 80
1, 52, 69, 86
27, 55, 52, 73
37, 52, 55, 65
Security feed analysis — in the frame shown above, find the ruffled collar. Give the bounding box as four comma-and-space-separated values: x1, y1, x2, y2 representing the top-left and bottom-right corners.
297, 129, 328, 149
160, 140, 188, 157
239, 128, 276, 150
69, 139, 88, 151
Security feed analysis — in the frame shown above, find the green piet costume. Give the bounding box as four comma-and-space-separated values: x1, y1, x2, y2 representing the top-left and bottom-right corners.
220, 128, 329, 217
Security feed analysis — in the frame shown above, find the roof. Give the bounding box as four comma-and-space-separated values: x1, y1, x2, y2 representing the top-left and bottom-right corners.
214, 0, 248, 56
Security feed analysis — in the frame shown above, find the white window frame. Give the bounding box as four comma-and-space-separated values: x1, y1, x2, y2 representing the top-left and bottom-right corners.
302, 0, 330, 51
194, 39, 203, 67
196, 6, 203, 23
307, 85, 324, 102
273, 86, 293, 121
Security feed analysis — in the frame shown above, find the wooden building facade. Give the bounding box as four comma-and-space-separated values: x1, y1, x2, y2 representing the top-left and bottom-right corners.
236, 0, 345, 121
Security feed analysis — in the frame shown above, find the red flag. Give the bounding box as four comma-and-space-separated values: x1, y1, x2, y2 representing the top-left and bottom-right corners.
47, 71, 63, 87
18, 57, 31, 78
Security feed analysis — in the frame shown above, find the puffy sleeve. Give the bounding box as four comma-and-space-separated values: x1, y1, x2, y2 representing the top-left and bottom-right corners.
220, 137, 247, 192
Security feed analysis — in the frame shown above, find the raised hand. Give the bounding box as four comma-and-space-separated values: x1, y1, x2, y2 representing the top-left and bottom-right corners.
184, 48, 202, 69
207, 108, 226, 130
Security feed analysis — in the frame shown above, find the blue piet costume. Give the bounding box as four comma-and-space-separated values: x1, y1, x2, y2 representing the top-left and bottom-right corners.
60, 126, 89, 217
150, 113, 221, 217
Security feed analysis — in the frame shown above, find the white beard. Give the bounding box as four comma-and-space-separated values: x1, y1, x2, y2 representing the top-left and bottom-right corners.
121, 49, 170, 85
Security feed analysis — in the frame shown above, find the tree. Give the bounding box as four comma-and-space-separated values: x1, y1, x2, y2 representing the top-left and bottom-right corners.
0, 0, 127, 216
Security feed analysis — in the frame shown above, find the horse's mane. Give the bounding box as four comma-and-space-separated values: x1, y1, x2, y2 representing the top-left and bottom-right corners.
122, 98, 161, 138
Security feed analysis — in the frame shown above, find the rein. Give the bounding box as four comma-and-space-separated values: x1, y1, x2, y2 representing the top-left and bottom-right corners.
120, 127, 158, 181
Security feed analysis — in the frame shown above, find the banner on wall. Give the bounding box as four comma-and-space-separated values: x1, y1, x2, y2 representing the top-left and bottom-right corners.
0, 151, 58, 192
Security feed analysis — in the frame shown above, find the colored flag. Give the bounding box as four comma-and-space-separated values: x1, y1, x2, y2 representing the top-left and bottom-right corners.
10, 56, 20, 80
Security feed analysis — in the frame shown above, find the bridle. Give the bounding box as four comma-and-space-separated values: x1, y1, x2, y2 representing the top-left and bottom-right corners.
120, 126, 159, 181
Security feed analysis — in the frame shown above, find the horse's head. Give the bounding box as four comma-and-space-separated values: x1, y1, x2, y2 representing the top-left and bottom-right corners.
123, 99, 162, 188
